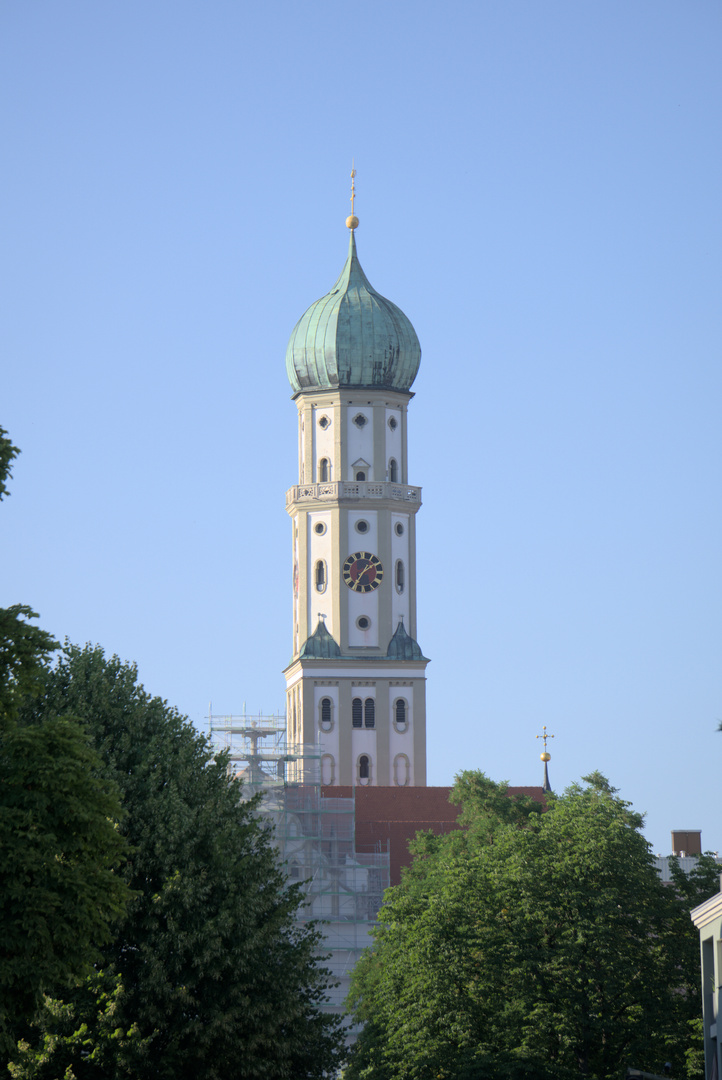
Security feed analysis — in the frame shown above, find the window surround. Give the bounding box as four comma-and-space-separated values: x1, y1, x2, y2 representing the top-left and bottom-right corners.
319, 696, 334, 732
393, 753, 410, 787
321, 753, 336, 785
393, 697, 409, 733
357, 754, 372, 786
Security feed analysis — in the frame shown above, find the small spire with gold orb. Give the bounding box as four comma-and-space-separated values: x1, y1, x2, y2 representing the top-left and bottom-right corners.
536, 725, 555, 793
346, 161, 359, 230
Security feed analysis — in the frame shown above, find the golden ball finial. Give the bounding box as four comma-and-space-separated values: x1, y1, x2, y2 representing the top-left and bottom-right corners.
346, 215, 359, 230
540, 752, 551, 762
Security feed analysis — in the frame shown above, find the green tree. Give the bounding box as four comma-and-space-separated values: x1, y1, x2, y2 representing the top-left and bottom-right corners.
0, 430, 131, 1061
348, 771, 702, 1080
11, 645, 344, 1080
0, 425, 19, 501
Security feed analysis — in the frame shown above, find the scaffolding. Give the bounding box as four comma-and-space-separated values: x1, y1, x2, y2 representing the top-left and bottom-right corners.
207, 711, 389, 1021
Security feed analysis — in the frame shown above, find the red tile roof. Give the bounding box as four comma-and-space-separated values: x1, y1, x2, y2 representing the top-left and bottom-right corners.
321, 785, 546, 886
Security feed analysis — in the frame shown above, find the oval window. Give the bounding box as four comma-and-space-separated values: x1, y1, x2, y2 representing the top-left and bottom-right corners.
393, 753, 410, 787
321, 754, 335, 785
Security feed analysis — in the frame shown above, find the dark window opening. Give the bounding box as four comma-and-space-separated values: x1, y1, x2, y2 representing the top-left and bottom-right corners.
321, 698, 332, 725
364, 697, 375, 728
395, 699, 407, 726
359, 755, 370, 779
315, 560, 326, 591
352, 698, 363, 728
355, 471, 366, 481
319, 458, 329, 482
389, 458, 398, 482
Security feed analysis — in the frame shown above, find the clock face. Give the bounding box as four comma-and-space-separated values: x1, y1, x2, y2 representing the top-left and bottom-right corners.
343, 551, 384, 593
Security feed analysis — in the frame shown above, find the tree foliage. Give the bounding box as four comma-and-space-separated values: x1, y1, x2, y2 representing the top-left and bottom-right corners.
0, 425, 19, 501
10, 645, 344, 1080
347, 771, 713, 1080
0, 430, 131, 1061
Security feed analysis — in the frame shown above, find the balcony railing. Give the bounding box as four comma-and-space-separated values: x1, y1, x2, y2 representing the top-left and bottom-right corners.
286, 480, 422, 507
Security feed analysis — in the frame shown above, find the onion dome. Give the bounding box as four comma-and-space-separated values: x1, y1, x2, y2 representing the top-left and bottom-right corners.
386, 618, 426, 661
286, 230, 421, 394
299, 619, 342, 659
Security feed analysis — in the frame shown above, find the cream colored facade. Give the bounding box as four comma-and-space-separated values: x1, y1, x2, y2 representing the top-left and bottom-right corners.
691, 879, 722, 1080
284, 386, 428, 787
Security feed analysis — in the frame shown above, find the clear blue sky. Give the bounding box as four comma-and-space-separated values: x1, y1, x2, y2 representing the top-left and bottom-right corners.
2, 2, 720, 855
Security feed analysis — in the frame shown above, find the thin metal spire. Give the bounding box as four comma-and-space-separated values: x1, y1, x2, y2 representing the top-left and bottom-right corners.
346, 161, 359, 230
536, 725, 555, 793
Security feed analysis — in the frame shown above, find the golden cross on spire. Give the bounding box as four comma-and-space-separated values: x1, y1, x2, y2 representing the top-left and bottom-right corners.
536, 725, 555, 754
346, 160, 359, 230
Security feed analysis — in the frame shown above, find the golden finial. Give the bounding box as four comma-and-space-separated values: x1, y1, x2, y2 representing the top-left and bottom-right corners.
346, 160, 359, 230
536, 725, 555, 762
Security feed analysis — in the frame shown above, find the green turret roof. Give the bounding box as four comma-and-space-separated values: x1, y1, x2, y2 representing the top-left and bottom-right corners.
386, 618, 426, 661
286, 231, 421, 395
298, 619, 342, 659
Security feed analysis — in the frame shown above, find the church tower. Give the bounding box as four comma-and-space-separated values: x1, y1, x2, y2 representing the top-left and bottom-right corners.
283, 207, 428, 787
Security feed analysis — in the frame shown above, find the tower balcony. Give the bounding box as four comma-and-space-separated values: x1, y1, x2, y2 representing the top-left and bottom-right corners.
286, 480, 422, 510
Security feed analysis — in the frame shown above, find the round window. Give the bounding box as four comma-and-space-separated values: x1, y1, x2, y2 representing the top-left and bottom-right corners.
314, 522, 327, 535
355, 520, 369, 534
388, 416, 398, 430
356, 616, 371, 630
395, 522, 404, 536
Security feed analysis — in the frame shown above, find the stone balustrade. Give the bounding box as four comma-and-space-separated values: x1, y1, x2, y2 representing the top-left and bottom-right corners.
286, 480, 422, 508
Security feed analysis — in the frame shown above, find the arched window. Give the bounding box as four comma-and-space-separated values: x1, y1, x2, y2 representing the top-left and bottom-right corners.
394, 698, 408, 731
315, 560, 326, 592
393, 753, 410, 787
359, 755, 370, 781
321, 753, 335, 785
364, 697, 375, 729
319, 697, 333, 732
395, 560, 405, 594
388, 458, 398, 482
355, 470, 366, 481
352, 698, 363, 728
319, 458, 329, 482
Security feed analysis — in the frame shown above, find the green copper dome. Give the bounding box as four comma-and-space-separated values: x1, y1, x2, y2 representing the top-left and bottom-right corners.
286, 232, 421, 394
